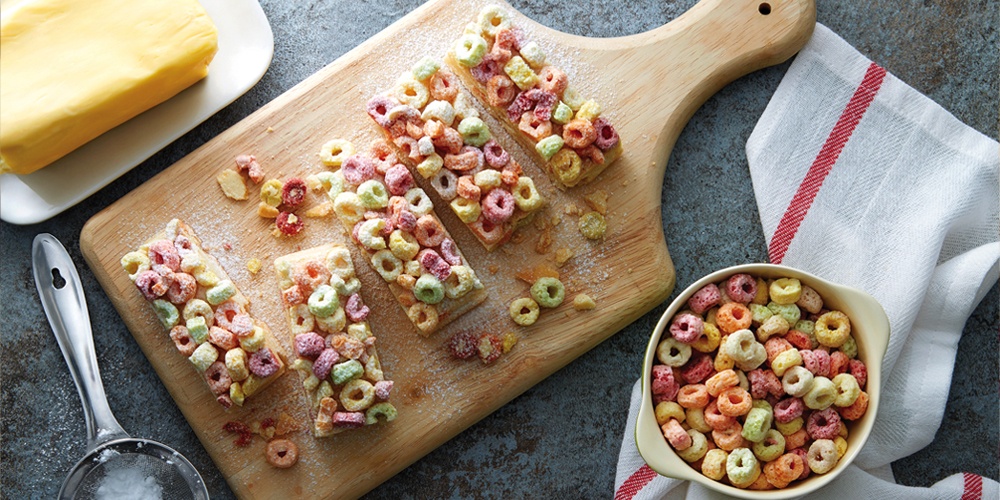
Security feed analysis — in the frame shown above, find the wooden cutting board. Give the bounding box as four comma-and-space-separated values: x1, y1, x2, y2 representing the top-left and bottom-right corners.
80, 0, 814, 497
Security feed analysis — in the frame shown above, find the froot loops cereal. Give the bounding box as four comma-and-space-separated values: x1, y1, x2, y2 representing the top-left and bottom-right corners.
275, 243, 397, 437
366, 57, 545, 251
445, 5, 624, 189
651, 273, 869, 489
122, 219, 286, 409
322, 140, 488, 336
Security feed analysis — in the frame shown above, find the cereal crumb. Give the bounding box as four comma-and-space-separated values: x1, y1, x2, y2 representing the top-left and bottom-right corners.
223, 242, 233, 251
258, 202, 279, 218
551, 214, 562, 226
509, 230, 528, 244
304, 202, 333, 218
217, 169, 248, 200
502, 332, 518, 353
563, 202, 581, 216
305, 174, 325, 192
579, 211, 607, 240
266, 127, 275, 133
515, 263, 560, 284
573, 293, 596, 310
247, 258, 263, 275
489, 265, 499, 275
555, 248, 575, 267
583, 189, 609, 215
535, 228, 552, 254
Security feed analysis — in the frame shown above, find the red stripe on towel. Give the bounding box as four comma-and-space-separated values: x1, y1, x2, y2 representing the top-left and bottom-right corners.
614, 464, 658, 500
962, 472, 983, 500
768, 62, 887, 264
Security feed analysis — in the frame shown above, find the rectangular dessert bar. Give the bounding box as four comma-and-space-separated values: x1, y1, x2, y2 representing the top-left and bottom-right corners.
366, 56, 545, 250
120, 218, 285, 409
444, 4, 624, 189
324, 139, 488, 336
274, 243, 397, 437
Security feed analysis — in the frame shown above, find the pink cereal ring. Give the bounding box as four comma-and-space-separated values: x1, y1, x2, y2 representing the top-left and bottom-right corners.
704, 400, 737, 430
169, 326, 197, 357
249, 347, 280, 378
312, 347, 340, 380
166, 272, 197, 305
849, 359, 868, 388
214, 300, 246, 330
801, 349, 831, 377
785, 330, 813, 350
661, 419, 691, 450
470, 217, 505, 245
173, 235, 195, 256
670, 313, 704, 344
281, 177, 307, 208
384, 164, 415, 196
688, 284, 721, 315
418, 249, 452, 282
830, 351, 850, 376
773, 397, 805, 423
345, 293, 370, 323
439, 238, 462, 266
375, 380, 394, 401
134, 270, 167, 301
235, 154, 264, 183
228, 313, 254, 337
506, 92, 532, 122
366, 95, 401, 127
807, 408, 842, 440
209, 326, 239, 351
295, 332, 326, 359
726, 273, 757, 303
483, 140, 509, 169
651, 364, 679, 401
470, 53, 504, 84
676, 384, 710, 409
538, 66, 568, 96
293, 259, 332, 295
395, 210, 417, 233
148, 240, 181, 272
414, 215, 446, 247
204, 361, 232, 395
680, 353, 714, 384
495, 27, 522, 51
593, 117, 620, 151
341, 155, 376, 185
481, 188, 515, 225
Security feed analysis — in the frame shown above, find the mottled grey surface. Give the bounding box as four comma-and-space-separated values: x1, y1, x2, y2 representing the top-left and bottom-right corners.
1, 0, 997, 498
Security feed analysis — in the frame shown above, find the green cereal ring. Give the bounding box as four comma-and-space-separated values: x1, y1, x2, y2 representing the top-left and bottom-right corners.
189, 342, 218, 372
206, 279, 236, 305
302, 373, 320, 392
775, 416, 803, 436
832, 373, 861, 407
331, 359, 364, 385
477, 5, 511, 38
752, 398, 773, 415
535, 135, 565, 161
816, 310, 851, 347
186, 316, 210, 344
749, 303, 773, 325
562, 86, 584, 111
656, 337, 692, 367
326, 246, 355, 280
726, 448, 761, 488
411, 56, 441, 81
677, 429, 709, 462
413, 274, 445, 305
579, 211, 607, 240
240, 326, 266, 352
741, 407, 772, 443
308, 285, 340, 318
769, 278, 802, 305
319, 140, 355, 168
768, 301, 801, 326
752, 429, 786, 462
152, 299, 179, 329
365, 402, 398, 425
803, 375, 836, 410
551, 101, 573, 125
840, 335, 858, 359
357, 179, 389, 209
371, 250, 403, 282
260, 179, 283, 207
512, 176, 544, 212
530, 277, 565, 308
454, 33, 488, 67
794, 319, 816, 334
509, 297, 540, 326
504, 56, 539, 90
120, 251, 150, 281
333, 191, 365, 225
457, 117, 491, 147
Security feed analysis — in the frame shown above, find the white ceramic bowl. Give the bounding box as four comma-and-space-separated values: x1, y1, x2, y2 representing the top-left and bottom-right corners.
635, 264, 890, 498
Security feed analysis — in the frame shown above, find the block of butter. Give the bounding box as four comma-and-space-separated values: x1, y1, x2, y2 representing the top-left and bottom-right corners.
0, 0, 218, 175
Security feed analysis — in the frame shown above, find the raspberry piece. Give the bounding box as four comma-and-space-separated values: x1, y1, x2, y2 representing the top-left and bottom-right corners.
448, 330, 479, 359
276, 212, 304, 235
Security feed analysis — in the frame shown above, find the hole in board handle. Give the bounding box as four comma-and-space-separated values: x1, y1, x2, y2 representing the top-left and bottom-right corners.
758, 3, 772, 15
51, 268, 67, 289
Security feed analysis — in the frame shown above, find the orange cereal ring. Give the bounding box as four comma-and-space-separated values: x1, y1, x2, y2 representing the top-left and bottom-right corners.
166, 272, 197, 305
487, 74, 517, 107
784, 428, 809, 450
704, 400, 737, 431
456, 175, 481, 201
429, 67, 459, 101
838, 390, 869, 420
711, 422, 747, 451
747, 472, 773, 490
716, 302, 752, 334
706, 369, 740, 397
575, 145, 605, 165
764, 453, 805, 489
444, 146, 484, 172
518, 112, 552, 141
716, 387, 752, 417
676, 384, 710, 409
414, 215, 446, 247
470, 217, 506, 245
433, 127, 464, 155
394, 136, 422, 163
169, 326, 198, 357
537, 66, 568, 95
209, 326, 240, 351
265, 438, 299, 469
293, 259, 332, 295
562, 119, 597, 149
423, 119, 445, 140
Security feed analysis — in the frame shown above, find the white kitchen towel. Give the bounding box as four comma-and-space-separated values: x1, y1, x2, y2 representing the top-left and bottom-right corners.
614, 23, 999, 500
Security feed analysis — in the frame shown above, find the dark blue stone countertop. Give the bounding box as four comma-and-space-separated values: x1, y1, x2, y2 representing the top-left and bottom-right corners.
2, 1, 996, 498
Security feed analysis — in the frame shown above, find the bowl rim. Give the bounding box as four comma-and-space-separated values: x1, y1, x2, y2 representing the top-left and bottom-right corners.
635, 263, 890, 498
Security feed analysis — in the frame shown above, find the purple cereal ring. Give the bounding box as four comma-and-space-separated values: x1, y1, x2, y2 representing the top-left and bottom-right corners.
726, 273, 757, 303
774, 397, 805, 423
384, 164, 415, 196
249, 347, 280, 378
439, 238, 462, 266
332, 412, 366, 429
134, 270, 166, 301
414, 215, 446, 247
295, 332, 326, 359
366, 95, 400, 127
849, 359, 867, 388
482, 189, 515, 225
418, 249, 452, 282
345, 293, 370, 323
651, 364, 679, 401
807, 408, 842, 440
166, 272, 197, 305
593, 117, 620, 151
341, 154, 375, 185
375, 380, 394, 400
148, 240, 181, 272
801, 349, 831, 377
688, 284, 721, 315
669, 313, 704, 343
483, 140, 509, 169
204, 361, 232, 396
312, 347, 340, 380
680, 352, 714, 384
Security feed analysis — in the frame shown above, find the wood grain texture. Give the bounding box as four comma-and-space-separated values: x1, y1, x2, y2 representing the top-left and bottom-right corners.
79, 0, 813, 497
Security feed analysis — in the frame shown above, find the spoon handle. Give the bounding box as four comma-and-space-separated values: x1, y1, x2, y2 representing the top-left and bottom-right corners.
32, 233, 128, 450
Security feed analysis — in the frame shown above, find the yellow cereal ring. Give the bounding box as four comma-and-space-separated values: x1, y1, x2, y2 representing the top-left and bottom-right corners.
319, 139, 356, 168
340, 379, 376, 412
477, 5, 511, 38
120, 251, 150, 281
393, 73, 429, 109
504, 56, 539, 91
509, 297, 540, 326
815, 310, 852, 347
407, 302, 439, 334
691, 322, 721, 353
450, 197, 482, 224
333, 191, 365, 225
512, 176, 544, 212
655, 401, 686, 426
769, 278, 802, 305
575, 100, 602, 122
548, 148, 582, 186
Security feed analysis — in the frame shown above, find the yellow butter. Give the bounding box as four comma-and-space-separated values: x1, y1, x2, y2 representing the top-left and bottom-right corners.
0, 0, 218, 175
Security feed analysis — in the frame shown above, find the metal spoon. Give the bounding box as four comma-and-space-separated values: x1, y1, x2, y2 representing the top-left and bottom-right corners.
32, 233, 209, 500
